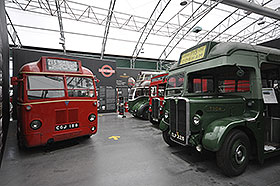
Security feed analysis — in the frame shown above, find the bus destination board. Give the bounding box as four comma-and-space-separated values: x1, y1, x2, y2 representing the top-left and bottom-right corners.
46, 58, 79, 72
180, 45, 207, 65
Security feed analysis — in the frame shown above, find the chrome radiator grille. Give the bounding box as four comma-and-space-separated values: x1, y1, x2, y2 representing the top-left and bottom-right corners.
169, 98, 190, 145
151, 98, 159, 119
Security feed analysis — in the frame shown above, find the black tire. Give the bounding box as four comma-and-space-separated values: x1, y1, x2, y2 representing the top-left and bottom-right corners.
84, 135, 92, 139
162, 129, 179, 147
149, 113, 159, 125
17, 131, 26, 150
142, 107, 149, 120
216, 129, 250, 177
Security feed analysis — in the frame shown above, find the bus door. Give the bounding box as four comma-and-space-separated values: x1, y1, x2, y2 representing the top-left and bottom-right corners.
261, 63, 280, 151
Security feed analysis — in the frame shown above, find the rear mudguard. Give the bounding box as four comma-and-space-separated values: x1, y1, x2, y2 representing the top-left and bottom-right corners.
202, 116, 248, 152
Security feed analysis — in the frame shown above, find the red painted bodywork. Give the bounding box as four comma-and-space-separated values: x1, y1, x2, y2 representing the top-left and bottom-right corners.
15, 57, 98, 147
148, 73, 168, 112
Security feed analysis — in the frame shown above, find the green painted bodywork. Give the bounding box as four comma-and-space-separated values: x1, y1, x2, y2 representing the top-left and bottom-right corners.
161, 41, 280, 163
128, 96, 149, 118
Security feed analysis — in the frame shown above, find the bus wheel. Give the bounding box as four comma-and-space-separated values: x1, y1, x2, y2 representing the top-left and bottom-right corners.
216, 129, 250, 177
84, 135, 92, 139
162, 129, 178, 147
142, 108, 149, 120
149, 113, 159, 125
17, 131, 26, 150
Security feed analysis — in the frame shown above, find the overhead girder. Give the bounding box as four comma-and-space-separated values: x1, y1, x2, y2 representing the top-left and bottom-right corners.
55, 0, 66, 53
100, 0, 116, 59
131, 0, 171, 68
5, 0, 280, 64
5, 10, 22, 47
158, 0, 221, 61
220, 0, 280, 20
7, 0, 271, 43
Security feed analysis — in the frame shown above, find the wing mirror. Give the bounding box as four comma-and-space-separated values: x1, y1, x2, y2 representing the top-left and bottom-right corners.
11, 77, 19, 86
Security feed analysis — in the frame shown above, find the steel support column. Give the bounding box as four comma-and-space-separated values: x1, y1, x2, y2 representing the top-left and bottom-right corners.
55, 0, 66, 53
100, 0, 116, 59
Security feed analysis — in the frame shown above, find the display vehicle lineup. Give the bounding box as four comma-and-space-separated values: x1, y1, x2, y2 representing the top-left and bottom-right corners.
8, 42, 280, 178
11, 56, 98, 148
160, 41, 280, 176
148, 72, 168, 125
128, 71, 159, 120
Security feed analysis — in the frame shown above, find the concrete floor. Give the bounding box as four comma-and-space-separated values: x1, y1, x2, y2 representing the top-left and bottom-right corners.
1, 113, 280, 186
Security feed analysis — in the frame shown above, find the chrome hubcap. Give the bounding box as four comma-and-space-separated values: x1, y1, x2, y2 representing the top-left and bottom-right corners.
234, 144, 246, 165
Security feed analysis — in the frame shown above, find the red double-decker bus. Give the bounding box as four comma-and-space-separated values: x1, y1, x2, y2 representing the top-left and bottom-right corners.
11, 56, 98, 148
148, 73, 168, 125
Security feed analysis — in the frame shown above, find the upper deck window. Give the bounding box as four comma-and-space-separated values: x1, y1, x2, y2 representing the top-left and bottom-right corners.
66, 77, 95, 97
27, 75, 65, 99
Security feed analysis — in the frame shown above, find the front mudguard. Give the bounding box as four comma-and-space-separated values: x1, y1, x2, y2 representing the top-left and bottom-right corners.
159, 119, 169, 132
137, 102, 149, 117
202, 117, 246, 152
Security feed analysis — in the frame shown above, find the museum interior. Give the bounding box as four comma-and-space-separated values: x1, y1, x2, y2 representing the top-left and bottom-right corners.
1, 0, 280, 185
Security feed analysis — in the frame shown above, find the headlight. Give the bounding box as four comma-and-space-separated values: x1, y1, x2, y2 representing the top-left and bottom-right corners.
26, 105, 32, 111
164, 111, 169, 119
88, 113, 96, 122
91, 126, 96, 131
30, 120, 42, 130
193, 115, 201, 125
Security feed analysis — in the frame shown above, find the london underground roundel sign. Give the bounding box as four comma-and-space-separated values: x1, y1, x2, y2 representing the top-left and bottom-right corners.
98, 65, 115, 78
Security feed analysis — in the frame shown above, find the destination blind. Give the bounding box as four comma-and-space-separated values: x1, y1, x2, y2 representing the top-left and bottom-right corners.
180, 45, 207, 65
46, 58, 79, 72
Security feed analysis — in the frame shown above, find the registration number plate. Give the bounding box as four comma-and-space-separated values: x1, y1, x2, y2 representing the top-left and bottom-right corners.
55, 123, 79, 131
171, 131, 186, 144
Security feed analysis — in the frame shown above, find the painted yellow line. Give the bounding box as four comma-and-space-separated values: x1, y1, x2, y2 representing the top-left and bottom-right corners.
108, 136, 120, 141
18, 99, 97, 105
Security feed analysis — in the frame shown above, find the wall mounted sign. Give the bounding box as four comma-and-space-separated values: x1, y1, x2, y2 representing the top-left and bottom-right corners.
98, 64, 115, 77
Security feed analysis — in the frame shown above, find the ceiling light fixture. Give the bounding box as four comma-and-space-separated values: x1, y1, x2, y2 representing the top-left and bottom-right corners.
180, 0, 188, 6
192, 26, 202, 33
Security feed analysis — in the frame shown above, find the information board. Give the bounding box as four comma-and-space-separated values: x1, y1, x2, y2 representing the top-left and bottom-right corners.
262, 88, 278, 104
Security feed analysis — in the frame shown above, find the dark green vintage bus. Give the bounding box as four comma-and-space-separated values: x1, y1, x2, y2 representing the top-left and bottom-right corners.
160, 41, 280, 176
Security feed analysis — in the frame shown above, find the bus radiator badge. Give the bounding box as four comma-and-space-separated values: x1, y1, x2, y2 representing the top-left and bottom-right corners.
65, 101, 69, 106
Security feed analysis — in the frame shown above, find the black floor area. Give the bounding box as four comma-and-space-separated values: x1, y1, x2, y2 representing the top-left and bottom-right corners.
1, 113, 280, 186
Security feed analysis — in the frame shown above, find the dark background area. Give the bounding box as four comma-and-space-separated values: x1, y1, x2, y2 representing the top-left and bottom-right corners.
0, 0, 10, 167
259, 38, 280, 50
12, 48, 116, 115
